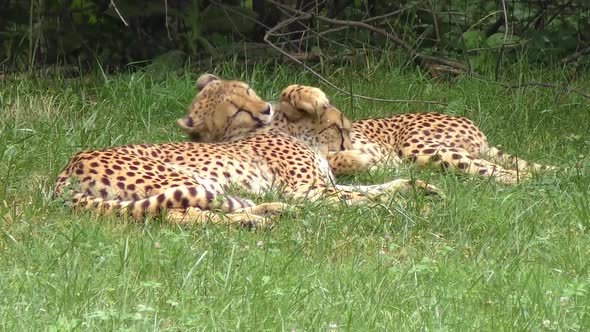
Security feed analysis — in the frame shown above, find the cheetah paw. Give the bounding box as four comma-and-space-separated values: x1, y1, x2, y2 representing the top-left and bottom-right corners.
411, 180, 445, 198
280, 85, 330, 116
238, 202, 291, 216
496, 171, 531, 185
382, 179, 444, 198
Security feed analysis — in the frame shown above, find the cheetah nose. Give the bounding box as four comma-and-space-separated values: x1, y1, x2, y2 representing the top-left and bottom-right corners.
262, 104, 272, 115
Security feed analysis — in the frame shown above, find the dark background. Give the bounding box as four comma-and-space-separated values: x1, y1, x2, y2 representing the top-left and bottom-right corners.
1, 0, 588, 75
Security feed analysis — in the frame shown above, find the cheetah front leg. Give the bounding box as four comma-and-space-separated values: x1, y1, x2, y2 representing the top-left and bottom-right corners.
481, 145, 556, 173
327, 150, 376, 175
327, 144, 402, 176
289, 182, 440, 206
167, 202, 290, 228
335, 179, 442, 197
327, 147, 441, 195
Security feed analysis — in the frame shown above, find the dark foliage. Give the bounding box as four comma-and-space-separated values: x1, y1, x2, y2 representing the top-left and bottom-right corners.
0, 0, 588, 72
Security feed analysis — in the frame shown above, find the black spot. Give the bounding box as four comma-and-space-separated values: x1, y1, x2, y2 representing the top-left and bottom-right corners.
157, 194, 166, 203
173, 189, 183, 201
141, 200, 150, 209
457, 162, 468, 170
205, 191, 215, 203
181, 198, 190, 209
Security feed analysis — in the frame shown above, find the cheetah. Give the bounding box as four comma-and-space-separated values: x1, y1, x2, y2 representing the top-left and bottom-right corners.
326, 112, 554, 184
55, 75, 439, 226
178, 78, 551, 185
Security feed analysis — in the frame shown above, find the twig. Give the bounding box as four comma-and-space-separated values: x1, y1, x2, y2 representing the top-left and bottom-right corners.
562, 45, 590, 64
164, 0, 171, 40
494, 0, 509, 80
480, 79, 590, 100
506, 82, 590, 99
209, 0, 301, 52
523, 0, 572, 33
500, 0, 509, 42
266, 0, 466, 72
110, 0, 128, 27
263, 9, 447, 106
429, 0, 441, 46
544, 0, 573, 28
210, 0, 273, 30
272, 1, 422, 48
219, 0, 590, 103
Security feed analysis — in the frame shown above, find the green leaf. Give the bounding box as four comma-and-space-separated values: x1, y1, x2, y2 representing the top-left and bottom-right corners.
462, 30, 486, 50
484, 33, 521, 48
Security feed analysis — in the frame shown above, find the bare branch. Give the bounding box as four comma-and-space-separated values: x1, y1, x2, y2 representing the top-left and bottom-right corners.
266, 0, 467, 72
502, 82, 590, 99
219, 0, 590, 102
429, 0, 441, 46
263, 8, 447, 105
164, 0, 171, 40
110, 0, 128, 27
500, 0, 509, 42
562, 45, 590, 64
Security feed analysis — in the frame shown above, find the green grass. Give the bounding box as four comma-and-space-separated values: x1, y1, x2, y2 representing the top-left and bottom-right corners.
1, 62, 590, 330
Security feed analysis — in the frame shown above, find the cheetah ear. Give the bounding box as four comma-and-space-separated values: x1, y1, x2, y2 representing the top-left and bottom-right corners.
196, 74, 221, 90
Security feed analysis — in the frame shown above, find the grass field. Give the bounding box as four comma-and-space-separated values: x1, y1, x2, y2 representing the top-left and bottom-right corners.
1, 62, 589, 330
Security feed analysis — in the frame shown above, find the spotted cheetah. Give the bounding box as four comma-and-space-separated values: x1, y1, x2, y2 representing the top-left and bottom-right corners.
55, 75, 439, 226
326, 112, 554, 184
179, 79, 551, 185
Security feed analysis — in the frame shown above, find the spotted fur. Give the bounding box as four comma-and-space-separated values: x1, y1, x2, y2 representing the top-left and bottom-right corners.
327, 112, 554, 184
55, 75, 440, 226
179, 79, 551, 185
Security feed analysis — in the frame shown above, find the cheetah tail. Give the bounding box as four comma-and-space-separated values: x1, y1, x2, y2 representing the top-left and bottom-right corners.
67, 186, 255, 220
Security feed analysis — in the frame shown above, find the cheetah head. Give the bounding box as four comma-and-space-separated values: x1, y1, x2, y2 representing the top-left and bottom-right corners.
177, 74, 273, 142
277, 100, 353, 154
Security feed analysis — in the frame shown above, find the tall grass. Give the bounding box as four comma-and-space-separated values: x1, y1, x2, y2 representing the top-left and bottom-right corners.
1, 61, 589, 330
